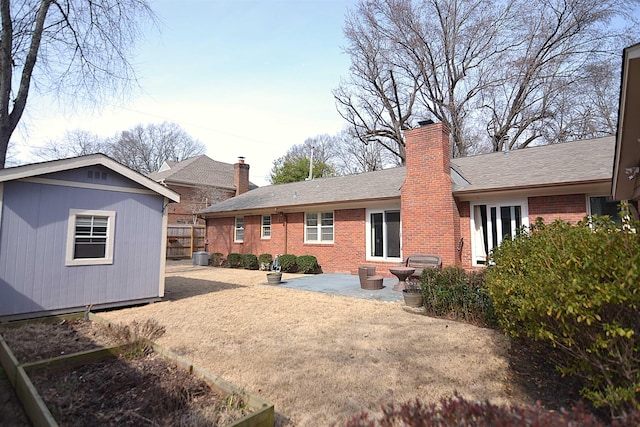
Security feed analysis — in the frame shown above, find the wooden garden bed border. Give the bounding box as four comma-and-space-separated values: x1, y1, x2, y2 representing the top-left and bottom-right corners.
0, 313, 274, 427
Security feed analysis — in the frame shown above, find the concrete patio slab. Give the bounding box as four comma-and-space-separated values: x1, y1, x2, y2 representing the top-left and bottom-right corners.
275, 274, 403, 303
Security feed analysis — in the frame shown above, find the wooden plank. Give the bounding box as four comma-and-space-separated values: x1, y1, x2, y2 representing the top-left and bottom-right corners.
0, 336, 19, 387
152, 343, 274, 427
15, 367, 58, 427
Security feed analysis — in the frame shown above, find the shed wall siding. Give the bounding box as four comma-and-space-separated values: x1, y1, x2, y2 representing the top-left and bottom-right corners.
0, 180, 164, 317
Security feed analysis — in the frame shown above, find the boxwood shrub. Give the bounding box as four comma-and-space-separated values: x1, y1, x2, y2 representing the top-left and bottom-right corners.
485, 213, 640, 415
296, 255, 319, 274
278, 254, 298, 272
242, 253, 259, 270
226, 253, 243, 268
258, 253, 273, 270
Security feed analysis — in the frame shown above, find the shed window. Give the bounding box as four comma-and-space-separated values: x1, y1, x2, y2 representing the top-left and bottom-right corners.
234, 217, 244, 242
65, 209, 116, 266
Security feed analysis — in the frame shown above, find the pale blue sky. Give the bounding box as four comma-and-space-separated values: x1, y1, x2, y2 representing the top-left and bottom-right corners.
15, 0, 357, 185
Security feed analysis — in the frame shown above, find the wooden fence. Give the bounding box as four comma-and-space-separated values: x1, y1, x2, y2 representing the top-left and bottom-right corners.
166, 225, 206, 258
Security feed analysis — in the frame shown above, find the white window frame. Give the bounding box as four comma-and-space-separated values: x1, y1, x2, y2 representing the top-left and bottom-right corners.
65, 209, 116, 266
261, 215, 271, 239
234, 216, 244, 243
365, 207, 402, 262
304, 211, 334, 244
470, 199, 529, 266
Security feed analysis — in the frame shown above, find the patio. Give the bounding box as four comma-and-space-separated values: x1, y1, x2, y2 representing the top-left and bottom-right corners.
277, 273, 402, 302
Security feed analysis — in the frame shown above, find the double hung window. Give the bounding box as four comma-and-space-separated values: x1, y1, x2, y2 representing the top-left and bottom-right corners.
305, 212, 334, 243
261, 215, 271, 239
234, 217, 244, 242
65, 209, 115, 266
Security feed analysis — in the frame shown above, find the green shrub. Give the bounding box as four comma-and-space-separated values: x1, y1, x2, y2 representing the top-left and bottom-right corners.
210, 252, 224, 267
486, 214, 640, 415
258, 253, 273, 270
242, 253, 259, 270
226, 253, 243, 268
278, 254, 298, 272
420, 266, 495, 327
296, 255, 319, 274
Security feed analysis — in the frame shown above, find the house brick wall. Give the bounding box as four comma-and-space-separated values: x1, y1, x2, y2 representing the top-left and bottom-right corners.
205, 208, 403, 276
401, 123, 462, 266
167, 184, 234, 225
528, 194, 588, 224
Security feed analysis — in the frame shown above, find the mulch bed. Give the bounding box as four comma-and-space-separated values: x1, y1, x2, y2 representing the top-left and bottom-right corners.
0, 318, 249, 426
30, 349, 248, 426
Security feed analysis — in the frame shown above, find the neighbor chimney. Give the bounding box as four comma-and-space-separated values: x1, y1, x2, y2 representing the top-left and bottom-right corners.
234, 156, 250, 196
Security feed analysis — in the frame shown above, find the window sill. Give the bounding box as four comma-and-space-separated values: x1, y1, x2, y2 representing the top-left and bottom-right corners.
65, 258, 113, 267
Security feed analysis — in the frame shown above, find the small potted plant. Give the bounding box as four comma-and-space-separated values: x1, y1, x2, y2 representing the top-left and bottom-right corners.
266, 271, 282, 285
402, 278, 423, 307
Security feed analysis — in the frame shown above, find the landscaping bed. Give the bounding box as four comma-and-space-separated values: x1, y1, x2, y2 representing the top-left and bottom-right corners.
0, 315, 272, 426
29, 348, 248, 426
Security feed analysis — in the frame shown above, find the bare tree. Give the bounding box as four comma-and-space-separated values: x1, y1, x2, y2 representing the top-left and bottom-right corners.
334, 3, 421, 163
333, 129, 396, 175
32, 129, 108, 160
481, 0, 638, 152
110, 122, 206, 174
0, 0, 154, 168
338, 0, 638, 158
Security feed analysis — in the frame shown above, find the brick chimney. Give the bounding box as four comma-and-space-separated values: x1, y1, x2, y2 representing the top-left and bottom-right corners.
401, 121, 461, 266
234, 157, 250, 196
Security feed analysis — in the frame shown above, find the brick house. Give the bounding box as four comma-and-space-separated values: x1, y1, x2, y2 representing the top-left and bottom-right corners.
199, 122, 618, 274
613, 42, 640, 202
148, 155, 255, 225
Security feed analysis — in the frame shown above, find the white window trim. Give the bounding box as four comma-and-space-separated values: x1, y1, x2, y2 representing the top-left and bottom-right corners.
365, 207, 402, 262
470, 199, 529, 267
261, 215, 271, 239
304, 211, 334, 244
234, 216, 244, 243
65, 209, 116, 266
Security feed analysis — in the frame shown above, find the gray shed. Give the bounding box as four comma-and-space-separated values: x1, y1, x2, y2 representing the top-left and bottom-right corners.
0, 154, 180, 321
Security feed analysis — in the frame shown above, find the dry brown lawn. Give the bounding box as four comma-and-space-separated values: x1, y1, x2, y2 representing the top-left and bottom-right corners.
97, 262, 524, 426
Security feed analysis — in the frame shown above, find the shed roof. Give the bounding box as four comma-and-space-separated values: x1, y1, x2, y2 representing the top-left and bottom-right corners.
0, 154, 180, 202
199, 136, 614, 216
148, 155, 257, 190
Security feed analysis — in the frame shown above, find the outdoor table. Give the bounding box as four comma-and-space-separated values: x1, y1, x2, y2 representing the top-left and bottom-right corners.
389, 267, 415, 291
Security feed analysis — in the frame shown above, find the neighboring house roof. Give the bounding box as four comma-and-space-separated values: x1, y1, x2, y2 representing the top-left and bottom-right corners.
148, 155, 257, 190
452, 136, 615, 195
0, 153, 180, 202
199, 167, 406, 215
199, 137, 614, 216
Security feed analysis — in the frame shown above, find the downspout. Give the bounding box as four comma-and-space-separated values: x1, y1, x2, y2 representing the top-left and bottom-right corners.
283, 213, 288, 254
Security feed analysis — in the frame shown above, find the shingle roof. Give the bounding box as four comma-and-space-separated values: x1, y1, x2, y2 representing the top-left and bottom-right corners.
451, 136, 614, 194
199, 136, 614, 215
148, 155, 257, 190
0, 153, 180, 202
199, 167, 406, 214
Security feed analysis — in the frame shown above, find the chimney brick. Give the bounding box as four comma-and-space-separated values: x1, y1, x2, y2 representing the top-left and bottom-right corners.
401, 122, 462, 266
234, 157, 250, 196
